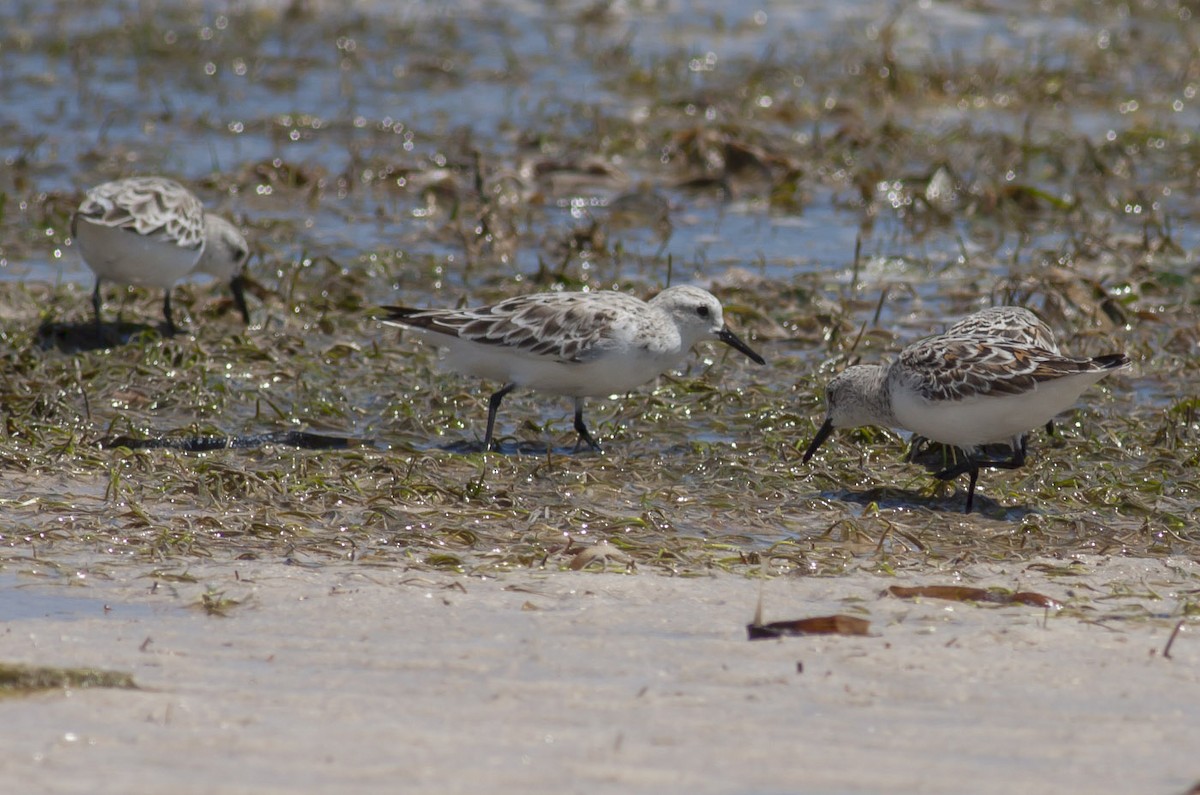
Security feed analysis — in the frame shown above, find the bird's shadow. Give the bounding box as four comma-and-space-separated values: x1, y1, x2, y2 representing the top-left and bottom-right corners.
905, 439, 1018, 472
820, 485, 1037, 520
36, 320, 173, 352
436, 438, 601, 457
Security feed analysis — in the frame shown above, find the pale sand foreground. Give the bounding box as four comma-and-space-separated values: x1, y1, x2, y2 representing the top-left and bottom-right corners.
0, 558, 1197, 795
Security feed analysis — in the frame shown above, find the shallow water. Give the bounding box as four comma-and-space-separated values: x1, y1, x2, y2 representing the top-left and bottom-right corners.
0, 574, 157, 621
5, 0, 1197, 301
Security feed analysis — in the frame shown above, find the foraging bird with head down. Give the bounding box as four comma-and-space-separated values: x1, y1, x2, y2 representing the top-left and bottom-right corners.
803, 323, 1128, 513
72, 176, 251, 334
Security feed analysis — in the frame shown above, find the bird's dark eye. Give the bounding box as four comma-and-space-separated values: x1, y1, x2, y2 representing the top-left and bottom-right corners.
696, 305, 710, 318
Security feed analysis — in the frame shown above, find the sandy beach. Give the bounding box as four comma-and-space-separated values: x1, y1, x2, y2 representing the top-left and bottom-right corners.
1, 558, 1196, 794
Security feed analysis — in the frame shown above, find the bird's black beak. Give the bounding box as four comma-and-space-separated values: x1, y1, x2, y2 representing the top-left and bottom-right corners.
229, 273, 251, 325
802, 417, 835, 463
717, 327, 766, 365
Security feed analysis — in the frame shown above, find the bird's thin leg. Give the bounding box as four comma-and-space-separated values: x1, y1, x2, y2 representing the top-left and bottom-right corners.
963, 465, 980, 514
1044, 420, 1055, 437
484, 383, 516, 452
572, 397, 601, 453
978, 436, 1028, 471
953, 436, 1033, 512
905, 435, 928, 463
92, 279, 104, 330
229, 274, 251, 324
933, 455, 976, 481
909, 439, 965, 471
932, 452, 982, 513
162, 290, 178, 336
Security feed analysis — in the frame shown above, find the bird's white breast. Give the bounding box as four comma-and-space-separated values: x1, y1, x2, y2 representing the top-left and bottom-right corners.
891, 370, 1114, 448
75, 220, 204, 288
429, 333, 687, 397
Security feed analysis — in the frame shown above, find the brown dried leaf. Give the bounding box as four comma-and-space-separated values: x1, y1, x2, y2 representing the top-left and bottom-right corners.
887, 585, 1061, 609
747, 614, 871, 641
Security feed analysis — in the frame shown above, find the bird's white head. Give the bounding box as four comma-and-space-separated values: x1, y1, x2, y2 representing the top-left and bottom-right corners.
650, 285, 765, 364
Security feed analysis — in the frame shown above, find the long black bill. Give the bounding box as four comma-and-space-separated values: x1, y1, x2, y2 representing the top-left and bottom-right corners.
717, 327, 766, 365
802, 417, 835, 463
229, 274, 251, 325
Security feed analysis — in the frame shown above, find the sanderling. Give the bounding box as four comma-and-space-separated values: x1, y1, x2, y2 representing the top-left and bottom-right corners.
803, 331, 1128, 513
908, 305, 1061, 458
72, 177, 251, 334
381, 285, 766, 451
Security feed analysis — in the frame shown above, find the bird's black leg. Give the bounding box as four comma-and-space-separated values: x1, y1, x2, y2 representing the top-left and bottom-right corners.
963, 465, 980, 513
933, 455, 976, 482
162, 290, 178, 336
907, 436, 959, 470
572, 397, 601, 453
484, 383, 516, 451
978, 436, 1027, 471
905, 435, 928, 463
1044, 420, 1055, 437
229, 274, 251, 325
932, 453, 982, 513
92, 279, 104, 330
938, 437, 1030, 513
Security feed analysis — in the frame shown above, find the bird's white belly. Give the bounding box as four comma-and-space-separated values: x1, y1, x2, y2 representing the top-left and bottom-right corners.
892, 373, 1110, 447
76, 221, 202, 288
433, 336, 682, 397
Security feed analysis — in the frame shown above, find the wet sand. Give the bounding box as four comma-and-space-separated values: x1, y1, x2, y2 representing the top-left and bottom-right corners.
0, 559, 1196, 794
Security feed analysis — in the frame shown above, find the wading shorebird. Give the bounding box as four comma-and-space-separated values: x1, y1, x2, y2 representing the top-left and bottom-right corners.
803, 325, 1128, 513
382, 285, 766, 451
73, 176, 250, 334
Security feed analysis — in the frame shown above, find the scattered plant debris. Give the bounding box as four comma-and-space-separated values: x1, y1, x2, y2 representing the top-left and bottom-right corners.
1163, 619, 1186, 660
0, 662, 137, 696
98, 430, 370, 452
887, 585, 1061, 609
747, 614, 872, 641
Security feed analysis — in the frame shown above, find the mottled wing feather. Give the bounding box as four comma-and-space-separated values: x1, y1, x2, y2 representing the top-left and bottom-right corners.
383, 292, 644, 363
898, 335, 1114, 402
75, 177, 206, 251
944, 307, 1060, 354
